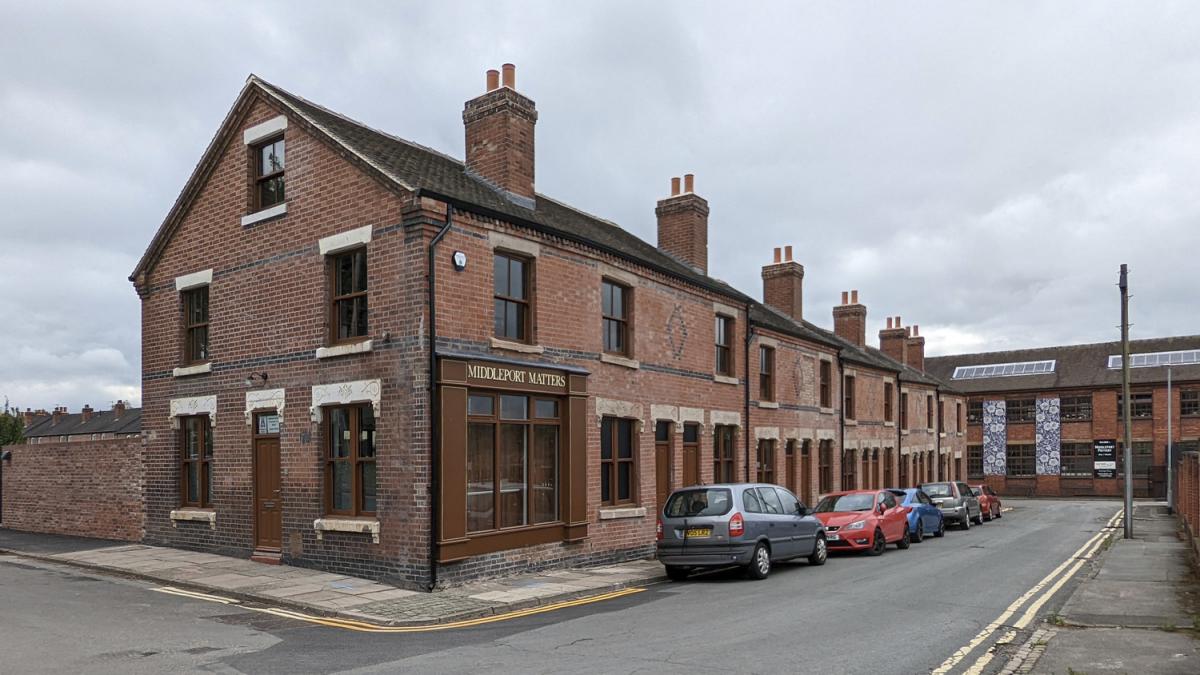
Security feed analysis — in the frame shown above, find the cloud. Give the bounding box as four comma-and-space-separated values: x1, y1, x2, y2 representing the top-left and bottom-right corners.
2, 1, 1199, 409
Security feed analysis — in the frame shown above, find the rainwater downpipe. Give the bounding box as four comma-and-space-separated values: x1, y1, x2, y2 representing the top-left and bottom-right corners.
744, 307, 753, 483
427, 201, 454, 591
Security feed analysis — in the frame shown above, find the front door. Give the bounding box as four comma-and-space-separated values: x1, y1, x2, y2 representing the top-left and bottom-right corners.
785, 441, 797, 495
254, 413, 282, 551
800, 441, 812, 504
655, 421, 672, 509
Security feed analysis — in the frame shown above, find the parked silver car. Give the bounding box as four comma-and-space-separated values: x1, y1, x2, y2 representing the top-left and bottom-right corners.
656, 483, 827, 580
920, 481, 983, 530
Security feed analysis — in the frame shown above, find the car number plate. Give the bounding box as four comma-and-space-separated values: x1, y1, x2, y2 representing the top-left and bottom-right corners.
685, 527, 711, 539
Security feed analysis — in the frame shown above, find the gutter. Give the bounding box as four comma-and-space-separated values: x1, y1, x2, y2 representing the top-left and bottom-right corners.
426, 201, 454, 591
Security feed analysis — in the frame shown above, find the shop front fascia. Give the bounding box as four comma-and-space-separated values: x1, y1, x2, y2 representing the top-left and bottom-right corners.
436, 352, 590, 562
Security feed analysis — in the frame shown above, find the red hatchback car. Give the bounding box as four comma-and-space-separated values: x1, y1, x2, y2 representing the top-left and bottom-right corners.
970, 484, 1003, 521
812, 490, 911, 556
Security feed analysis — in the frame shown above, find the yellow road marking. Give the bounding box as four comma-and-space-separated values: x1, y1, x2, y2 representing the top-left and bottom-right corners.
931, 508, 1122, 675
151, 583, 646, 633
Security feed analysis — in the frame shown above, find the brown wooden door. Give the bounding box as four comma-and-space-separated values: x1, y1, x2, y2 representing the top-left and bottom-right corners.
800, 441, 812, 504
682, 444, 700, 487
655, 439, 672, 509
254, 435, 282, 550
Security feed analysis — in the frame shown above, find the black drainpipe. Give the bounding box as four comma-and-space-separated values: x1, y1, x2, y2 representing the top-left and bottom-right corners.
935, 388, 943, 481
427, 201, 454, 591
896, 379, 903, 483
744, 304, 753, 483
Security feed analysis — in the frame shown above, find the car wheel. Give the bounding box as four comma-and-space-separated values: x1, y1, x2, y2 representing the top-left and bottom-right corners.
665, 565, 689, 582
961, 514, 971, 531
912, 520, 925, 543
994, 505, 1002, 519
808, 536, 827, 566
867, 529, 886, 556
983, 505, 993, 522
973, 509, 985, 525
896, 524, 911, 550
746, 542, 771, 580
934, 517, 946, 537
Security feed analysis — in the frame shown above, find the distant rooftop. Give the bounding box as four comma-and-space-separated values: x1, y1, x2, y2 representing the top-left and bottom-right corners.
22, 403, 141, 439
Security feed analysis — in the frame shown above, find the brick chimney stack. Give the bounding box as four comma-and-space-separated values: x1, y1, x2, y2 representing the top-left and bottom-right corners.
113, 400, 127, 419
463, 64, 538, 206
23, 408, 36, 428
51, 406, 67, 426
833, 290, 867, 347
81, 404, 94, 423
761, 245, 805, 321
906, 324, 926, 372
879, 315, 908, 364
656, 174, 710, 274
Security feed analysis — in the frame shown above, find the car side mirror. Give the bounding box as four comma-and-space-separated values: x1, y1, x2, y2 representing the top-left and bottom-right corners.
877, 504, 887, 515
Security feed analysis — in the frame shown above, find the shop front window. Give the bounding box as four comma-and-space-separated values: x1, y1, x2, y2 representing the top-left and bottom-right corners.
467, 392, 559, 532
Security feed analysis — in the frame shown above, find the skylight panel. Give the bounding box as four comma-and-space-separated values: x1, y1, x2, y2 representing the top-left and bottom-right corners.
1108, 349, 1200, 369
951, 360, 1056, 380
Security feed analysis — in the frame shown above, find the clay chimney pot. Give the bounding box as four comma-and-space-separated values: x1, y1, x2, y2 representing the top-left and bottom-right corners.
501, 63, 515, 88
683, 173, 694, 193
671, 176, 681, 196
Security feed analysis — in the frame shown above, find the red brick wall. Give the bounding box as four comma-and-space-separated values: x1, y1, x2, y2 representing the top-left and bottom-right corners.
1, 438, 144, 541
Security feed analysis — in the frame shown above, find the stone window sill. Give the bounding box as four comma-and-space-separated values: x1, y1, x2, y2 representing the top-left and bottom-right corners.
598, 506, 647, 521
884, 421, 895, 428
713, 374, 739, 386
170, 508, 216, 530
490, 337, 545, 354
820, 407, 835, 415
241, 202, 287, 227
600, 353, 639, 369
316, 339, 373, 360
939, 432, 948, 438
314, 517, 380, 544
901, 430, 910, 436
844, 419, 858, 426
956, 432, 965, 437
173, 362, 212, 378
757, 401, 779, 409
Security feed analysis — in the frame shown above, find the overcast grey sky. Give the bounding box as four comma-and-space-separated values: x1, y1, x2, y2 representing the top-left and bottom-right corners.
2, 1, 1198, 411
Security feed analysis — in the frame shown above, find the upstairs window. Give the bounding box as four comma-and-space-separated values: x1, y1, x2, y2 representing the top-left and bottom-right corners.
1118, 393, 1153, 419
601, 280, 629, 356
331, 248, 368, 342
843, 375, 856, 420
927, 395, 935, 429
1061, 395, 1093, 421
1006, 398, 1036, 423
759, 346, 775, 401
819, 360, 832, 408
182, 286, 209, 365
938, 400, 945, 433
956, 402, 963, 431
883, 382, 893, 422
900, 392, 909, 430
715, 315, 734, 376
255, 137, 286, 209
967, 401, 983, 425
494, 253, 530, 342
1183, 391, 1200, 417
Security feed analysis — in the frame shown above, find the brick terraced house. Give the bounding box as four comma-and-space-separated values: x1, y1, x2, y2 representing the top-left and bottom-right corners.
927, 336, 1200, 498
128, 66, 966, 588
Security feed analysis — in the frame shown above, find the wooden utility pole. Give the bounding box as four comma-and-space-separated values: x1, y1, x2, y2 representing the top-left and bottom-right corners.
1119, 264, 1133, 539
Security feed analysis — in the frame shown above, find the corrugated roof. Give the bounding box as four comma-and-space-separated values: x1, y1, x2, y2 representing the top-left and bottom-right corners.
24, 408, 142, 438
926, 335, 1200, 394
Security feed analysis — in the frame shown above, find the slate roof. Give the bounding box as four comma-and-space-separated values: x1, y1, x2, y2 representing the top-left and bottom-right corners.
925, 335, 1200, 394
24, 408, 142, 439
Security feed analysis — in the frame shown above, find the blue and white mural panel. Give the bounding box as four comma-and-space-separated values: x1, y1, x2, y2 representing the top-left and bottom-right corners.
982, 400, 1007, 475
1035, 397, 1061, 475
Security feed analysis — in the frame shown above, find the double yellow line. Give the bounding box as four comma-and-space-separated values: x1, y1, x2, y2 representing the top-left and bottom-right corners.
931, 508, 1122, 675
153, 585, 646, 633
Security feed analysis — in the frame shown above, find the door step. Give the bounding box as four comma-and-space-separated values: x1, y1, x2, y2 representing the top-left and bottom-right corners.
251, 549, 283, 565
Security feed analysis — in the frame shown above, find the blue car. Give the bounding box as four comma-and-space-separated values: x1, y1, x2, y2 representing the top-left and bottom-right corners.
887, 488, 944, 542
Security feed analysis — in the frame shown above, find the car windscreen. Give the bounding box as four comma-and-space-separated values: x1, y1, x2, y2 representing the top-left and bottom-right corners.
814, 493, 875, 513
923, 483, 953, 498
665, 489, 733, 518
971, 488, 982, 496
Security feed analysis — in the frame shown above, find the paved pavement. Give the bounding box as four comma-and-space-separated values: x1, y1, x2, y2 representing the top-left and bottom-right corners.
0, 499, 1139, 674
1002, 502, 1200, 675
0, 529, 662, 626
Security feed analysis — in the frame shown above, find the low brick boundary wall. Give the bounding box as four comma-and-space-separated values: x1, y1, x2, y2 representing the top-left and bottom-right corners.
1176, 452, 1200, 561
1, 437, 144, 541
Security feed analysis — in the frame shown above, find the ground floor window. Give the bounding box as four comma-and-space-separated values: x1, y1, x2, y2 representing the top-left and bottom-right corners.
1061, 442, 1093, 477
818, 440, 833, 493
600, 416, 636, 505
1006, 444, 1035, 477
180, 415, 213, 507
967, 445, 983, 478
756, 439, 775, 483
467, 393, 560, 531
714, 425, 736, 483
326, 404, 377, 516
842, 449, 857, 490
1118, 441, 1154, 477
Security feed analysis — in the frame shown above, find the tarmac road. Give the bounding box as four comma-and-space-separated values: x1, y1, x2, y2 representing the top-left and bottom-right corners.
0, 499, 1120, 674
